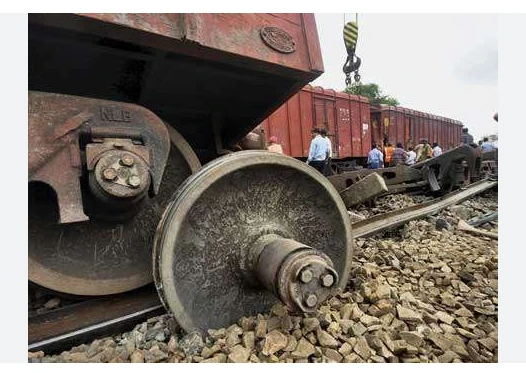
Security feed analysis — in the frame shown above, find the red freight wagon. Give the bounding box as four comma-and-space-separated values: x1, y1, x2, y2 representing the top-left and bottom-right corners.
370, 105, 462, 152
259, 84, 371, 162
28, 13, 328, 299
258, 86, 462, 172
29, 13, 324, 164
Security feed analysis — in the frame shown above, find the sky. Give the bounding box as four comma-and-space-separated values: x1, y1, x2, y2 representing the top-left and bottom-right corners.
312, 13, 498, 143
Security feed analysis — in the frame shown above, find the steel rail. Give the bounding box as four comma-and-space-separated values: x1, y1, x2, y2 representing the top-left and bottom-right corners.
352, 179, 497, 239
28, 286, 164, 355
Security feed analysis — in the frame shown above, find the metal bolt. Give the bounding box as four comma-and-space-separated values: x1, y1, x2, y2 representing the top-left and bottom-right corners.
127, 175, 141, 188
102, 168, 117, 181
321, 274, 334, 287
304, 293, 318, 308
121, 155, 134, 167
113, 142, 124, 149
299, 268, 313, 283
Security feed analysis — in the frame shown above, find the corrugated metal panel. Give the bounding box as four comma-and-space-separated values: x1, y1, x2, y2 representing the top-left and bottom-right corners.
261, 85, 462, 160
359, 96, 371, 157
350, 94, 365, 157
287, 93, 303, 156
261, 85, 371, 159
335, 94, 352, 157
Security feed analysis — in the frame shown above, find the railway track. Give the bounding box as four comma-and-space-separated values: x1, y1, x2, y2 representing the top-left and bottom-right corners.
28, 285, 164, 355
28, 178, 497, 356
353, 179, 497, 238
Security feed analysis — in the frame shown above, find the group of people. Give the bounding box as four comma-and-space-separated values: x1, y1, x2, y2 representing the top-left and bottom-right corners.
267, 127, 333, 176
461, 127, 496, 152
480, 137, 496, 152
367, 138, 443, 169
305, 127, 333, 176
367, 126, 496, 170
268, 125, 494, 174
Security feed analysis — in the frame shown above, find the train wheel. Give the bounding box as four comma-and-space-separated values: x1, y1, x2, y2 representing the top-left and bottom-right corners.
153, 151, 353, 334
28, 125, 200, 296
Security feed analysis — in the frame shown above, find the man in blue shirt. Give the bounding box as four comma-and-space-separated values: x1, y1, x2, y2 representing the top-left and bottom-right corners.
480, 137, 494, 152
367, 143, 384, 169
306, 128, 329, 174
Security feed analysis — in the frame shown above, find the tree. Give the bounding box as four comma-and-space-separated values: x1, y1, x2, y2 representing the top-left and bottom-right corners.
344, 82, 400, 106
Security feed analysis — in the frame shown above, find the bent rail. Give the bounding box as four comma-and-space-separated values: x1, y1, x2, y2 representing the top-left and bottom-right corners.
352, 179, 497, 238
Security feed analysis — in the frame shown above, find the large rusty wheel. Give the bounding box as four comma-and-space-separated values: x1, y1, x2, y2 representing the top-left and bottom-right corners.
28, 125, 200, 296
153, 151, 353, 334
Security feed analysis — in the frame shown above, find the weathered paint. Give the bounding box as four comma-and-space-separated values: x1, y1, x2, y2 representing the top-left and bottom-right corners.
259, 85, 371, 159
370, 105, 462, 152
29, 13, 324, 159
71, 13, 324, 75
261, 87, 463, 159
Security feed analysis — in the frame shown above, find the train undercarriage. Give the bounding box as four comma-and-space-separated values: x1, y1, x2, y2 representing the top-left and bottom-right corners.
28, 13, 356, 334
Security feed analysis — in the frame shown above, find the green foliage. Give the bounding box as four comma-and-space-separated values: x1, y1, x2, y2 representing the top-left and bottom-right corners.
344, 82, 400, 106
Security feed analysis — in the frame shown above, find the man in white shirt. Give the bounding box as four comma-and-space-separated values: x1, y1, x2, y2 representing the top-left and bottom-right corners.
405, 146, 416, 166
432, 141, 443, 157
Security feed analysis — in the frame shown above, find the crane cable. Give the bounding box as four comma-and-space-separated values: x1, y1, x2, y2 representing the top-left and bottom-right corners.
343, 13, 362, 87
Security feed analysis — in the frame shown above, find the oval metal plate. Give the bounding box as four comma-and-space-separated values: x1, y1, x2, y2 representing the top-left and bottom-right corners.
260, 26, 296, 54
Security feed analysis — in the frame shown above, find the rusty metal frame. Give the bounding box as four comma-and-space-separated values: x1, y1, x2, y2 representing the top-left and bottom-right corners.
28, 91, 170, 223
411, 145, 479, 192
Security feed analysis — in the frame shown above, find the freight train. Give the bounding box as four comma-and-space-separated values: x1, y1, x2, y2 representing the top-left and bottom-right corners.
259, 85, 463, 172
28, 13, 354, 334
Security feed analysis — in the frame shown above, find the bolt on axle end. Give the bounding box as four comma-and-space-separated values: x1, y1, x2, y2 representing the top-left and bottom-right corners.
283, 251, 339, 313
251, 234, 339, 313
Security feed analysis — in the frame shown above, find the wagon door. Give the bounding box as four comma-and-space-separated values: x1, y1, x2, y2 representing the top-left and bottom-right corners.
404, 113, 412, 149
370, 112, 382, 148
313, 96, 337, 158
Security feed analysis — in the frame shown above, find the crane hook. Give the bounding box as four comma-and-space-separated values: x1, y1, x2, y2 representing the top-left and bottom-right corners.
343, 21, 362, 87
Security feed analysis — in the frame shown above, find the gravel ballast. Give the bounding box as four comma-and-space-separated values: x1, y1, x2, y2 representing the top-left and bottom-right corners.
29, 188, 498, 363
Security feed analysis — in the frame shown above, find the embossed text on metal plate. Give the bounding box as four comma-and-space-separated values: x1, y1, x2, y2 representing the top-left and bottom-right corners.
260, 26, 296, 54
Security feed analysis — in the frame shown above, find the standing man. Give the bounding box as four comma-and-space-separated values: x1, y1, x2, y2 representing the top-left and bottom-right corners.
405, 146, 417, 166
384, 142, 395, 167
460, 127, 474, 145
320, 128, 332, 176
306, 128, 329, 174
414, 139, 424, 162
267, 135, 284, 154
432, 141, 442, 157
480, 137, 494, 152
419, 139, 432, 162
367, 143, 384, 169
415, 138, 432, 162
392, 142, 407, 166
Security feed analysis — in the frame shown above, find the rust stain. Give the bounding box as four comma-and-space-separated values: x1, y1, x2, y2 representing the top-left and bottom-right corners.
48, 111, 93, 142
